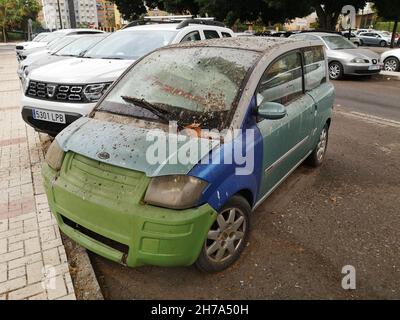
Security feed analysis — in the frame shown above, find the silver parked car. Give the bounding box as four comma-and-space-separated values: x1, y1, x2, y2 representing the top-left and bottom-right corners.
358, 32, 391, 47
291, 32, 382, 80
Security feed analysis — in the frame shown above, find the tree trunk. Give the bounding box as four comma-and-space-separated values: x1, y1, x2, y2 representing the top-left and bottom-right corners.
2, 26, 6, 43
315, 5, 338, 31
390, 19, 398, 48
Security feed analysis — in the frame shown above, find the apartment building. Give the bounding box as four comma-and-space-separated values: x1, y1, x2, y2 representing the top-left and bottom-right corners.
39, 0, 99, 30
40, 0, 71, 30
96, 0, 115, 28
74, 0, 99, 28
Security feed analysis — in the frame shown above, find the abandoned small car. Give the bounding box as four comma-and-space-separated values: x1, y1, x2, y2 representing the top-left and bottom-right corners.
42, 37, 334, 273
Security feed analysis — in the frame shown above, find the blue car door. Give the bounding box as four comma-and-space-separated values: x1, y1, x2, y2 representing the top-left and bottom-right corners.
255, 51, 314, 202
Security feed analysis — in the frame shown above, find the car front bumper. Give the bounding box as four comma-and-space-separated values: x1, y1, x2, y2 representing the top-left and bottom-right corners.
343, 62, 383, 76
42, 156, 217, 268
21, 95, 96, 136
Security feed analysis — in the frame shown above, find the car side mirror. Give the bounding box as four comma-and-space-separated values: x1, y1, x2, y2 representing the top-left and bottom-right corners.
258, 101, 287, 120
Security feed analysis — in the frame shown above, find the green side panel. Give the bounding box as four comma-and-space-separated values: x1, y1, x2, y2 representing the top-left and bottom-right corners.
42, 154, 217, 268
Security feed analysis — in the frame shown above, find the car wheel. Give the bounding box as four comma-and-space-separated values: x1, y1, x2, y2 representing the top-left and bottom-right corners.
384, 57, 400, 72
306, 124, 329, 167
195, 195, 250, 273
329, 62, 344, 80
359, 39, 363, 46
380, 40, 387, 47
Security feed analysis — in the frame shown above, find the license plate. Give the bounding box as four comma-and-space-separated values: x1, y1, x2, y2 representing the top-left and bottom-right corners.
32, 109, 66, 124
369, 65, 381, 70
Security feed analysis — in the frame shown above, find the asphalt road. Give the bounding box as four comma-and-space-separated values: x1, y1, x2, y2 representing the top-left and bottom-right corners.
334, 77, 400, 122
91, 77, 400, 300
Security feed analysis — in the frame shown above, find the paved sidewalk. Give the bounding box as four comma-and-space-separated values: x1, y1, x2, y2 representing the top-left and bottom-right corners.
0, 51, 76, 299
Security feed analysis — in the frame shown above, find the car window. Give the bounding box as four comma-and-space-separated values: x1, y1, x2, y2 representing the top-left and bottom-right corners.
257, 51, 303, 106
84, 30, 178, 60
222, 32, 232, 38
204, 30, 220, 39
55, 36, 106, 56
322, 36, 356, 50
181, 31, 201, 42
303, 46, 326, 91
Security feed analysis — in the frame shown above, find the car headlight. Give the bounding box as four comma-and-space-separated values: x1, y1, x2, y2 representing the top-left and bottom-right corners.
144, 176, 208, 210
352, 58, 368, 63
83, 83, 112, 102
45, 140, 65, 171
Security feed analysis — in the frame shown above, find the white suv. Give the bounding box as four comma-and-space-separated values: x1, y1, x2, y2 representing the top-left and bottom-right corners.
21, 20, 234, 136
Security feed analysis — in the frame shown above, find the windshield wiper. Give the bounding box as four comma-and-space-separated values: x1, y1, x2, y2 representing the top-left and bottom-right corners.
121, 95, 172, 124
102, 56, 124, 60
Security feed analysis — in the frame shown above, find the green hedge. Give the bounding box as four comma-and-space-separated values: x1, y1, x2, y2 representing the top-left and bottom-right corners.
0, 31, 26, 42
374, 21, 400, 33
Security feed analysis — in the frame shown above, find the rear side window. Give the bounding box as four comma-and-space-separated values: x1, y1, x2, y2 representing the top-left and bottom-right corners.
303, 46, 326, 91
258, 51, 303, 106
181, 31, 201, 42
204, 30, 220, 39
222, 32, 232, 38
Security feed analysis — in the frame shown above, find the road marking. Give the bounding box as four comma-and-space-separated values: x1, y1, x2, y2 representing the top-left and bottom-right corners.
334, 109, 400, 129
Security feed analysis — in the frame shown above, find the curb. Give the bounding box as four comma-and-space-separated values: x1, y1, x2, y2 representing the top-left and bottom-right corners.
375, 71, 400, 81
62, 235, 104, 300
38, 133, 104, 300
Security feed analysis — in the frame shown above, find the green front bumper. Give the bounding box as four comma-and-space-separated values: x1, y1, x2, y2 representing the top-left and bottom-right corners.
42, 153, 217, 268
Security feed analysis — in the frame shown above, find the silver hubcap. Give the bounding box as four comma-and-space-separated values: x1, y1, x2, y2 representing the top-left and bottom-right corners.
385, 59, 398, 72
329, 64, 341, 79
205, 208, 246, 263
317, 128, 327, 161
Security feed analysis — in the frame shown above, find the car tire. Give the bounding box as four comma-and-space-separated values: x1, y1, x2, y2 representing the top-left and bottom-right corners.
195, 195, 251, 273
384, 57, 400, 72
380, 40, 387, 47
306, 124, 329, 168
359, 39, 363, 46
329, 62, 344, 80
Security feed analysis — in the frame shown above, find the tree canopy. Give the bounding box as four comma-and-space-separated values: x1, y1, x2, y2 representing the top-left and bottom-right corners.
112, 0, 399, 36
0, 0, 40, 42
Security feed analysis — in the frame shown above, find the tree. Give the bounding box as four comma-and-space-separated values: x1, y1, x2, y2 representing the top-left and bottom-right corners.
113, 0, 147, 21
308, 0, 367, 30
0, 0, 39, 42
373, 0, 400, 48
154, 0, 312, 27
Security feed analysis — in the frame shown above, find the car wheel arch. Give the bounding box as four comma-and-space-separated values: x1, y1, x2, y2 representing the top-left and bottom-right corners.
236, 189, 254, 209
326, 118, 332, 129
384, 56, 400, 70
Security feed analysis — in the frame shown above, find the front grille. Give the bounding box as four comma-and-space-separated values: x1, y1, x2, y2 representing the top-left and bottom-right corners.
61, 215, 129, 261
16, 45, 24, 50
26, 80, 88, 103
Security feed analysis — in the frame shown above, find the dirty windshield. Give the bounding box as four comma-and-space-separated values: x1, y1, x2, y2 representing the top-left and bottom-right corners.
96, 47, 260, 130
323, 36, 356, 50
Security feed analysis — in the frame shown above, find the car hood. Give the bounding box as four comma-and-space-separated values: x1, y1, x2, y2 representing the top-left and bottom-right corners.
328, 48, 380, 61
29, 58, 134, 84
23, 50, 49, 65
23, 42, 47, 50
56, 117, 219, 178
27, 55, 72, 72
